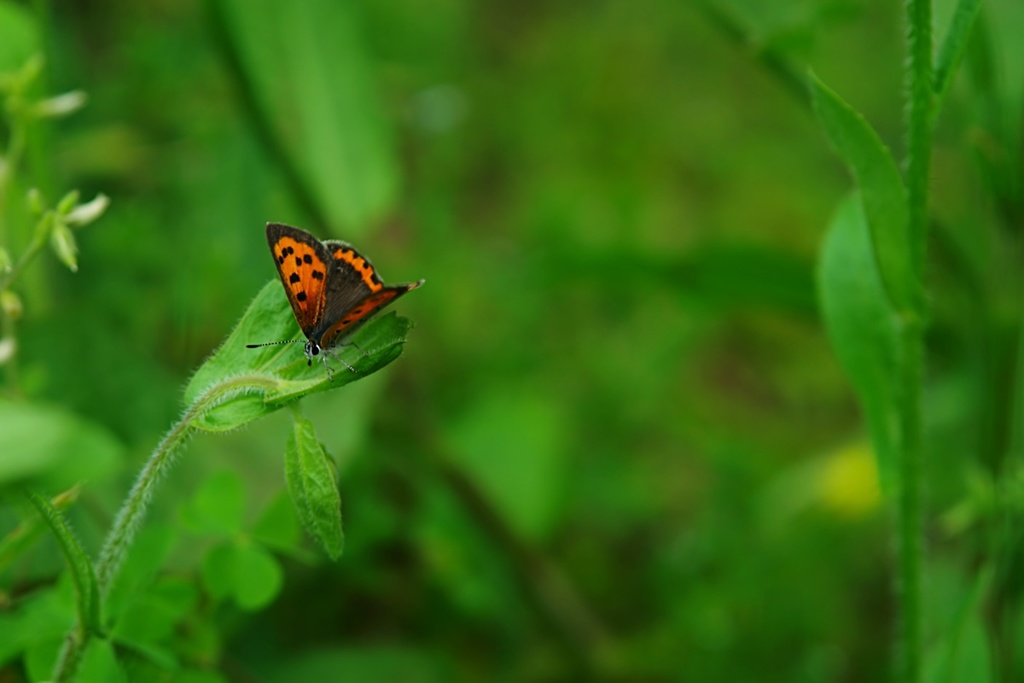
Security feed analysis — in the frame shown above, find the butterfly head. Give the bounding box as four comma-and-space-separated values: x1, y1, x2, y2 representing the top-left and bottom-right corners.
303, 339, 321, 367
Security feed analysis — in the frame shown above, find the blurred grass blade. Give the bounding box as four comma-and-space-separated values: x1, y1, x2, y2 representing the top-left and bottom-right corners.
810, 73, 917, 315
285, 411, 344, 559
211, 0, 397, 235
817, 193, 901, 497
925, 566, 994, 683
24, 489, 102, 637
184, 280, 414, 432
0, 486, 79, 572
933, 0, 981, 110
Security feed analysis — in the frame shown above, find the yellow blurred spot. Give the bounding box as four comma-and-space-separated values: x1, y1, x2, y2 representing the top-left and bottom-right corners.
817, 442, 881, 517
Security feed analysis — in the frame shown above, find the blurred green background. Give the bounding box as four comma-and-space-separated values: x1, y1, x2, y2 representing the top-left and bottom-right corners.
1, 0, 1022, 681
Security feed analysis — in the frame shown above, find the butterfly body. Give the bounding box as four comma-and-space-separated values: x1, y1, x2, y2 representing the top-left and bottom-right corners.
249, 223, 423, 376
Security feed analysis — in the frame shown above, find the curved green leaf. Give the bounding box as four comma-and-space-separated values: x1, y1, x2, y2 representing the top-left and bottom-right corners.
0, 400, 123, 486
184, 280, 414, 432
286, 412, 344, 560
810, 73, 918, 316
212, 0, 397, 234
818, 193, 902, 497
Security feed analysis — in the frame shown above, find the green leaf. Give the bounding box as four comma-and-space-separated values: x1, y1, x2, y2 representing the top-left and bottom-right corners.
810, 73, 917, 315
184, 280, 414, 432
446, 394, 568, 541
180, 470, 246, 536
232, 543, 284, 610
285, 411, 344, 559
251, 491, 303, 555
200, 541, 283, 610
104, 525, 177, 621
111, 591, 188, 649
212, 0, 398, 234
925, 566, 994, 683
0, 2, 38, 75
25, 637, 64, 682
24, 490, 101, 637
0, 399, 123, 486
933, 0, 981, 109
817, 193, 902, 497
78, 638, 125, 683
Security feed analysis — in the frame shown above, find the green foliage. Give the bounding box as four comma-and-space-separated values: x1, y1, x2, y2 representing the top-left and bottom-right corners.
185, 280, 413, 431
818, 195, 901, 495
1, 0, 1022, 682
211, 0, 398, 234
285, 410, 344, 559
811, 74, 916, 315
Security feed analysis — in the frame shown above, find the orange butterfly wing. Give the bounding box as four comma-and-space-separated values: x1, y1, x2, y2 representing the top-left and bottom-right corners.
318, 282, 423, 351
266, 223, 332, 337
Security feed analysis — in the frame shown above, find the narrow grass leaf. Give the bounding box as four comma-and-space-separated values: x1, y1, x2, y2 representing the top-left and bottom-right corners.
213, 0, 397, 234
0, 486, 78, 572
925, 566, 994, 683
810, 73, 917, 315
285, 412, 344, 560
817, 193, 902, 497
24, 490, 101, 636
933, 0, 981, 110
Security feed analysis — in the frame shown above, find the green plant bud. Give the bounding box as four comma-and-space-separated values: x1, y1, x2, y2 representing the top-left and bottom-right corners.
65, 193, 110, 227
33, 90, 87, 118
57, 189, 81, 216
0, 247, 11, 274
50, 221, 78, 272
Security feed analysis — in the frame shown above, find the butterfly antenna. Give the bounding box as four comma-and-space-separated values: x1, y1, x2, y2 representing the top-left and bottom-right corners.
245, 339, 304, 349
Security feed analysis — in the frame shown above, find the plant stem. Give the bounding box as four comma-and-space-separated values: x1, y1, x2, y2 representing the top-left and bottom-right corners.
898, 0, 932, 682
52, 375, 278, 683
895, 319, 925, 683
0, 213, 52, 292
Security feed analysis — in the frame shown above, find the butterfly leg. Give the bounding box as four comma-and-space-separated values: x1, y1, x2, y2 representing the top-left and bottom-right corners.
339, 339, 369, 358
323, 347, 357, 376
319, 356, 336, 382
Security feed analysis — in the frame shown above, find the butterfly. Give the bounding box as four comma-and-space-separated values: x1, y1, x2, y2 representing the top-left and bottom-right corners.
247, 223, 424, 379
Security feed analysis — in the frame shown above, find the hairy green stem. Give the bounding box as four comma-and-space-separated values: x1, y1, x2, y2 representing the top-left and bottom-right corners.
898, 0, 932, 682
52, 375, 278, 683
